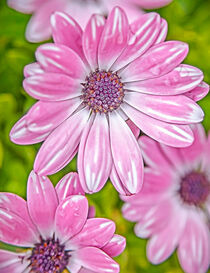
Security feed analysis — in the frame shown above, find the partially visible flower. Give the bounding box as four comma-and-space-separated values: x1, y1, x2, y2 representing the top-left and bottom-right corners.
0, 171, 125, 273
122, 124, 210, 273
7, 0, 172, 42
10, 8, 208, 195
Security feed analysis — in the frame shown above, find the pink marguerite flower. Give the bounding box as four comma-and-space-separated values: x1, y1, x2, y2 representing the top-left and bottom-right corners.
122, 124, 210, 273
10, 8, 208, 195
0, 171, 125, 273
7, 0, 173, 42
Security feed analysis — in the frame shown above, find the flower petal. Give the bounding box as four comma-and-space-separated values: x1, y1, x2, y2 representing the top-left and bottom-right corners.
67, 218, 116, 250
51, 11, 85, 61
83, 14, 106, 69
154, 19, 168, 44
112, 13, 161, 71
121, 103, 194, 147
36, 43, 87, 80
7, 0, 41, 13
23, 73, 81, 101
72, 247, 119, 273
125, 64, 203, 95
120, 41, 188, 82
98, 7, 129, 70
109, 111, 143, 194
34, 107, 90, 176
126, 119, 140, 139
27, 170, 58, 238
177, 214, 210, 273
24, 62, 44, 77
55, 172, 85, 202
185, 81, 209, 102
136, 0, 172, 9
78, 114, 112, 193
124, 92, 204, 124
55, 195, 88, 243
101, 235, 126, 258
0, 250, 29, 273
0, 208, 38, 247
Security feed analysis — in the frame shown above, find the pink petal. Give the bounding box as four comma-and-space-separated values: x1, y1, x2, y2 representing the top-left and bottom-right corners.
125, 64, 203, 95
124, 92, 204, 124
0, 250, 28, 273
136, 0, 173, 9
185, 81, 209, 102
120, 41, 189, 82
126, 119, 140, 139
56, 172, 85, 202
112, 13, 161, 71
98, 7, 129, 70
101, 235, 126, 257
121, 103, 194, 147
0, 193, 36, 230
139, 136, 172, 169
109, 111, 144, 194
10, 97, 80, 145
72, 247, 119, 273
24, 62, 44, 77
122, 202, 149, 222
25, 0, 66, 42
36, 43, 87, 80
7, 0, 42, 13
23, 73, 81, 101
55, 195, 88, 243
177, 214, 210, 273
67, 218, 116, 250
78, 114, 112, 193
180, 123, 206, 163
51, 12, 85, 61
110, 165, 134, 196
147, 208, 186, 264
0, 208, 38, 247
34, 107, 90, 176
27, 171, 58, 238
154, 19, 168, 44
10, 115, 50, 145
83, 14, 106, 69
67, 261, 81, 273
87, 206, 96, 219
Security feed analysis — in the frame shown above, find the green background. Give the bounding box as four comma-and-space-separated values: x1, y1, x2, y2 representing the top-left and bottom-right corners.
0, 0, 210, 272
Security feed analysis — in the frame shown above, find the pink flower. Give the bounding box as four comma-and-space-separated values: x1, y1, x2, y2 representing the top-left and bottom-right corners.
122, 124, 210, 273
0, 171, 125, 273
10, 8, 208, 195
7, 0, 173, 42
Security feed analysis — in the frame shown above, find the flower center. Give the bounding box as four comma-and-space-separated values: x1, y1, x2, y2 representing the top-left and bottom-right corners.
179, 171, 210, 206
81, 70, 124, 113
29, 237, 69, 273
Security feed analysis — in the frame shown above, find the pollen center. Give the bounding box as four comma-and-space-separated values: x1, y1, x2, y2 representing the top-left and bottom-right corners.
179, 171, 210, 206
29, 237, 69, 273
81, 70, 124, 113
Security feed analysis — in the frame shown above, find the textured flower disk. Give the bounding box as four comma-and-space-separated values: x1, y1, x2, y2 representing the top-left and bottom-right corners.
0, 171, 126, 273
122, 124, 210, 273
7, 0, 173, 42
10, 8, 209, 195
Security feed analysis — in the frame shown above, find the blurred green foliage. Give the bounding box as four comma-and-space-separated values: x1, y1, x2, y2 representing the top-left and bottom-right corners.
0, 0, 209, 272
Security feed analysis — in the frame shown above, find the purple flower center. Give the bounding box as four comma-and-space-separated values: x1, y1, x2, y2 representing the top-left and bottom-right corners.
29, 237, 69, 273
179, 171, 210, 206
81, 70, 124, 113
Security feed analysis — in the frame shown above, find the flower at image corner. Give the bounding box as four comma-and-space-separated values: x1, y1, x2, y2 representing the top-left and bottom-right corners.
122, 124, 210, 273
10, 8, 208, 195
0, 171, 125, 273
7, 0, 173, 42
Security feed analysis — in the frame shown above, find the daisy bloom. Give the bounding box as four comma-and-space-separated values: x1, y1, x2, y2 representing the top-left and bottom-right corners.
0, 171, 125, 273
10, 8, 208, 195
7, 0, 173, 42
122, 124, 210, 273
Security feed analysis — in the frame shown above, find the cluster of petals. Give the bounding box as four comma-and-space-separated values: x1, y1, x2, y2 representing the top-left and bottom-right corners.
0, 171, 125, 273
10, 7, 209, 196
122, 124, 210, 273
7, 0, 173, 42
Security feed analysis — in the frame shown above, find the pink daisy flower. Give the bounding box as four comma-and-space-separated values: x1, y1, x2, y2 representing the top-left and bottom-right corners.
0, 171, 125, 273
7, 0, 172, 42
122, 124, 210, 273
10, 8, 208, 195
